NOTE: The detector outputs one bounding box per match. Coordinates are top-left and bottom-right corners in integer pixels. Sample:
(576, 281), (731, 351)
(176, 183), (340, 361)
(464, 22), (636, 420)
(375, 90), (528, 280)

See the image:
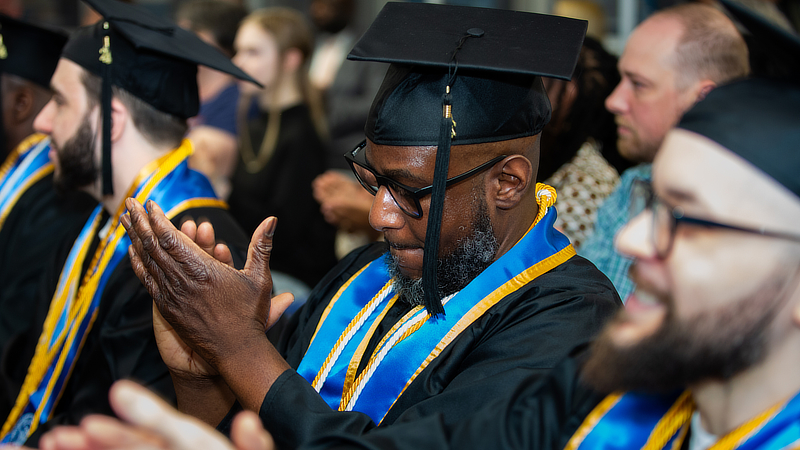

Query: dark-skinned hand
(120, 198), (293, 375)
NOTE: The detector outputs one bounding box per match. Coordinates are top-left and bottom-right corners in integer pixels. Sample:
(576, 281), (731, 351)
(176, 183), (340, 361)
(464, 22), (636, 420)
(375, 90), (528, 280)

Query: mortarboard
(0, 15), (67, 88)
(62, 0), (260, 196)
(677, 0), (800, 201)
(348, 2), (586, 316)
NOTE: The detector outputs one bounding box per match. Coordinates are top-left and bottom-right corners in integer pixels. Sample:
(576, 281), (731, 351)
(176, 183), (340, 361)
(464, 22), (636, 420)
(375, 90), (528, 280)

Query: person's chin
(608, 289), (667, 348)
(388, 247), (423, 278)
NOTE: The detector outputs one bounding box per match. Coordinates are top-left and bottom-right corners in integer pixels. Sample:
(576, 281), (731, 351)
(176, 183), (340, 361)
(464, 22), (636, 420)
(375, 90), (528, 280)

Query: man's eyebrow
(50, 84), (64, 97)
(661, 186), (701, 206)
(381, 167), (429, 186)
(365, 151), (430, 186)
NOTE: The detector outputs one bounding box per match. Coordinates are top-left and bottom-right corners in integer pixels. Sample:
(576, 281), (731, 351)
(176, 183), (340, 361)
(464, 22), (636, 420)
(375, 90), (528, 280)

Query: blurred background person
(308, 0), (386, 171)
(176, 0), (248, 199)
(228, 7), (337, 291)
(540, 36), (629, 249)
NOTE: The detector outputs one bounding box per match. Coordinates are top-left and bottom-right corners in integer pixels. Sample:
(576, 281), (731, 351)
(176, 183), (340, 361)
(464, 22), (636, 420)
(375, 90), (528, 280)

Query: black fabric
(721, 0), (800, 84)
(677, 78), (800, 200)
(0, 173), (96, 350)
(0, 205), (249, 447)
(61, 0), (257, 119)
(0, 173), (97, 413)
(350, 2), (586, 147)
(227, 104), (337, 289)
(0, 14), (67, 89)
(250, 242), (620, 450)
(301, 347), (603, 450)
(348, 3), (586, 80)
(365, 65), (551, 147)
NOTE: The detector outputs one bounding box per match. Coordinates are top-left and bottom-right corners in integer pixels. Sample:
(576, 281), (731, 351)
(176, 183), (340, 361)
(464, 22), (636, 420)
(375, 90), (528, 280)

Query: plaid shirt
(579, 164), (652, 303)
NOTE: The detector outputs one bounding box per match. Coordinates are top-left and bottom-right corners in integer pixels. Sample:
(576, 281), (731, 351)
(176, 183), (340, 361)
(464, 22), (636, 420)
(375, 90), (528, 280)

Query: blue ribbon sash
(298, 205), (575, 424)
(0, 134), (52, 231)
(566, 389), (800, 450)
(1, 140), (224, 444)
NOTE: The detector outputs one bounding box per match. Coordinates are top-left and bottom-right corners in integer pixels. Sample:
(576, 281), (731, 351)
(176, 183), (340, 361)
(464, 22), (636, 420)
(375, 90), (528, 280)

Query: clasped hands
(119, 198), (292, 376)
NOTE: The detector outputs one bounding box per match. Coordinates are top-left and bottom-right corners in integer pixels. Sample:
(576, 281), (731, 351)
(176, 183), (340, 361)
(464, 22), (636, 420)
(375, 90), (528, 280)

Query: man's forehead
(654, 129), (798, 220)
(621, 16), (681, 76)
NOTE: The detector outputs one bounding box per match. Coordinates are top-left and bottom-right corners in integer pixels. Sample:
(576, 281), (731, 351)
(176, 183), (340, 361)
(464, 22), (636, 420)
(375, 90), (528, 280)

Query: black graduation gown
(231, 242), (620, 450)
(0, 205), (249, 447)
(0, 174), (97, 346)
(301, 348), (603, 450)
(227, 104), (337, 289)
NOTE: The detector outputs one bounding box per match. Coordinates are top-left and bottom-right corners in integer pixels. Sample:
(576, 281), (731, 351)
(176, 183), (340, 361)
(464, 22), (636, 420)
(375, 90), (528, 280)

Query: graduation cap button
(467, 28), (484, 37)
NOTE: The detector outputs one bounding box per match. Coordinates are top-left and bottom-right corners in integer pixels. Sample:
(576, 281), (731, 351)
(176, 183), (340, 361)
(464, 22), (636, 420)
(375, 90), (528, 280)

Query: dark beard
(53, 114), (98, 194)
(385, 200), (499, 307)
(580, 265), (794, 394)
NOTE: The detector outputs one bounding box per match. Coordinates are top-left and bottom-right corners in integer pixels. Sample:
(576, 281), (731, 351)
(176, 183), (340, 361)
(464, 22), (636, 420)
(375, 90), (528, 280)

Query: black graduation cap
(720, 0), (800, 83)
(678, 1), (800, 201)
(0, 14), (67, 88)
(62, 0), (260, 196)
(348, 2), (586, 316)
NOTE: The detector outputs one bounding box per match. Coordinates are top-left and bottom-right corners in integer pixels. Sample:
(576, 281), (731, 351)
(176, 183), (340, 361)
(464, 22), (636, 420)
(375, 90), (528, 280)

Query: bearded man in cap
(0, 15), (97, 349)
(118, 3), (619, 449)
(0, 0), (259, 445)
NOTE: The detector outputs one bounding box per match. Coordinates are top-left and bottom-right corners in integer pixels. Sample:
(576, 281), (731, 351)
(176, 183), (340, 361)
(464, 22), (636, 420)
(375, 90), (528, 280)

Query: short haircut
(175, 0), (247, 57)
(658, 3), (750, 89)
(81, 69), (188, 150)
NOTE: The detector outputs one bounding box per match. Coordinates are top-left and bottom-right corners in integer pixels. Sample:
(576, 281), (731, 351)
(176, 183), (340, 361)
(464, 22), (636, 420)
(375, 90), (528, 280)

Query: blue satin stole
(0, 135), (52, 230)
(1, 146), (221, 445)
(297, 207), (574, 424)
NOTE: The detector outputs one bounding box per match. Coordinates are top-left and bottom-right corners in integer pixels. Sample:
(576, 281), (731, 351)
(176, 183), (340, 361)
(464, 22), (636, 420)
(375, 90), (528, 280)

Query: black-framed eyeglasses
(345, 140), (507, 219)
(631, 179), (800, 259)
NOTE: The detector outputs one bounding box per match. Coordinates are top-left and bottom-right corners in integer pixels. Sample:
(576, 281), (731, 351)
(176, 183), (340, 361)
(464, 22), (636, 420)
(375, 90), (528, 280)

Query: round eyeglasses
(345, 140), (507, 219)
(631, 179), (800, 258)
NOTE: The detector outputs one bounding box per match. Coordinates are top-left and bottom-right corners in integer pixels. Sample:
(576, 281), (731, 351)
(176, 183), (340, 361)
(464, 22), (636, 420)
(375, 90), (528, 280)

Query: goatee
(386, 200), (499, 307)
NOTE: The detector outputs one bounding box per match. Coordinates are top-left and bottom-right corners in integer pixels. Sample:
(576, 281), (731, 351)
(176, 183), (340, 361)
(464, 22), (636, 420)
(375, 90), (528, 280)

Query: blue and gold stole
(565, 389), (800, 450)
(297, 184), (576, 424)
(0, 134), (52, 232)
(0, 139), (225, 444)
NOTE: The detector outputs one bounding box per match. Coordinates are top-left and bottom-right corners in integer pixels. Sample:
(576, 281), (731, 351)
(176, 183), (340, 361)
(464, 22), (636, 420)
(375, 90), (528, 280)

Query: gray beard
(385, 200), (499, 307)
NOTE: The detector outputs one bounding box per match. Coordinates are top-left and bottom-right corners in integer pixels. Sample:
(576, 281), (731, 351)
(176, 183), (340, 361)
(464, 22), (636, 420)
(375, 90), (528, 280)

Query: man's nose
(605, 80), (629, 116)
(33, 99), (56, 135)
(615, 210), (658, 261)
(368, 186), (405, 232)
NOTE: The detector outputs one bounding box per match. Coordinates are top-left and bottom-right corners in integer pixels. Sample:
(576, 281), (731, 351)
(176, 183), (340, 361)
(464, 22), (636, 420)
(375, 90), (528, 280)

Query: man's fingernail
(265, 217), (277, 237)
(120, 214), (131, 230)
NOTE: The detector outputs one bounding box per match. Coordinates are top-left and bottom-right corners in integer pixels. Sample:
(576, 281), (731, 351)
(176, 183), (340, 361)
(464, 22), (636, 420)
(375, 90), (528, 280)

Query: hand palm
(153, 304), (218, 378)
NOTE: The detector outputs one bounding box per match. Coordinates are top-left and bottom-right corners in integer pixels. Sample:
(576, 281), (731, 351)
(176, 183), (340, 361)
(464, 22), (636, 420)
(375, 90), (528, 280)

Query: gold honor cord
(1, 142), (195, 441)
(0, 166), (53, 232)
(567, 391), (792, 450)
(308, 264), (372, 347)
(0, 135), (51, 231)
(311, 281), (395, 391)
(344, 184), (568, 421)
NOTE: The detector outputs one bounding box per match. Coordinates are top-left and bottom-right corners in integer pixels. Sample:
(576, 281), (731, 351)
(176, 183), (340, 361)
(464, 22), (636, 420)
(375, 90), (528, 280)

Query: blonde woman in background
(228, 8), (337, 290)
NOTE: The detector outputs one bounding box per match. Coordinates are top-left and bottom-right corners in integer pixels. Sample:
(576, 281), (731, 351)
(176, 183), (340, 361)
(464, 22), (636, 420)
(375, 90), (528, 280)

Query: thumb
(244, 217), (277, 281)
(231, 411), (275, 450)
(266, 293), (294, 330)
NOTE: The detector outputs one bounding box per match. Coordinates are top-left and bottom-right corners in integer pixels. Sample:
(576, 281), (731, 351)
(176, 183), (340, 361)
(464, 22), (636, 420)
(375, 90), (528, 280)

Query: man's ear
(695, 80), (716, 102)
(109, 97), (128, 142)
(10, 85), (35, 124)
(490, 155), (532, 210)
